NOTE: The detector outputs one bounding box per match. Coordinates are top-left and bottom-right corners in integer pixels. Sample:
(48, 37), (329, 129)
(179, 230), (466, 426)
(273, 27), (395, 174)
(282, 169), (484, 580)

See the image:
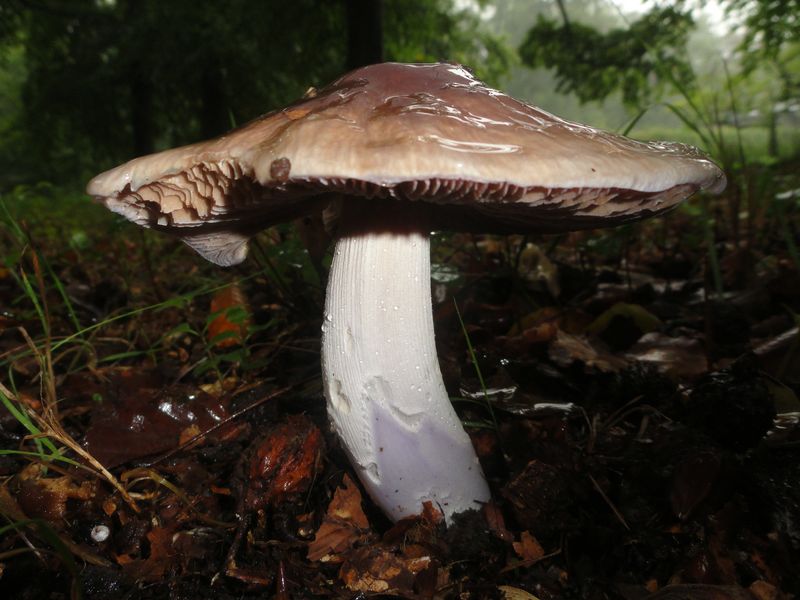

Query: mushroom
(87, 62), (725, 523)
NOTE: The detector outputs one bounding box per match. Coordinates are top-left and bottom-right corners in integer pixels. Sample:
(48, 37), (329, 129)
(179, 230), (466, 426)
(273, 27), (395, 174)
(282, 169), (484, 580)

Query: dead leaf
(339, 545), (431, 594)
(120, 526), (177, 582)
(483, 502), (514, 543)
(84, 376), (232, 468)
(549, 330), (627, 372)
(308, 475), (371, 562)
(626, 332), (708, 379)
(16, 464), (96, 521)
(749, 580), (781, 600)
(512, 531), (545, 562)
(508, 306), (561, 341)
(499, 586), (542, 600)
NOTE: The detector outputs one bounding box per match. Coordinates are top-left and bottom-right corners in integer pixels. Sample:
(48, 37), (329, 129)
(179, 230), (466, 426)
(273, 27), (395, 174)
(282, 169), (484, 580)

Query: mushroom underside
(100, 173), (695, 266)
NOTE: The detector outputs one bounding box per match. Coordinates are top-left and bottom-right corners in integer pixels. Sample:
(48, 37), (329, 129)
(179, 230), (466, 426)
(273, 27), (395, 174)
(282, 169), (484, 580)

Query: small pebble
(91, 524), (110, 543)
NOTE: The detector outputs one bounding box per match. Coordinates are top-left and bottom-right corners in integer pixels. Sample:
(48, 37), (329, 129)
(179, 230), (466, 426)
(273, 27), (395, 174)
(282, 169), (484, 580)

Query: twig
(143, 380), (310, 468)
(499, 548), (562, 573)
(588, 473), (629, 531)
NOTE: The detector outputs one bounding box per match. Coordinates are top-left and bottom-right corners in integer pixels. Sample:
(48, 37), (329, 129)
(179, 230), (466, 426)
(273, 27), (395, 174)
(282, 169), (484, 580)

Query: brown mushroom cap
(87, 62), (725, 266)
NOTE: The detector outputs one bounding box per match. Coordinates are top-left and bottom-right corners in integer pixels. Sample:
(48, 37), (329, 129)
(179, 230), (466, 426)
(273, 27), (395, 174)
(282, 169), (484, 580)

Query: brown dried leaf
(483, 502), (514, 543)
(512, 531), (545, 562)
(16, 464), (96, 521)
(499, 586), (542, 600)
(120, 526), (177, 582)
(749, 580), (782, 600)
(382, 500), (444, 545)
(84, 377), (231, 468)
(339, 545), (431, 594)
(549, 330), (627, 372)
(626, 332), (708, 379)
(307, 474), (370, 562)
(508, 306), (561, 340)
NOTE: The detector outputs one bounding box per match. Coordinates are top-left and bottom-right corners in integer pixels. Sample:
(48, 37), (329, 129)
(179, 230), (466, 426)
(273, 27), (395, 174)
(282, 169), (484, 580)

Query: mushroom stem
(321, 207), (490, 522)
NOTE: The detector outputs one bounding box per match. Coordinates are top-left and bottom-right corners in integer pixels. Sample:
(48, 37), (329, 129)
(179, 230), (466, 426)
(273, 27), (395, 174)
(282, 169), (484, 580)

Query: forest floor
(1, 167), (799, 599)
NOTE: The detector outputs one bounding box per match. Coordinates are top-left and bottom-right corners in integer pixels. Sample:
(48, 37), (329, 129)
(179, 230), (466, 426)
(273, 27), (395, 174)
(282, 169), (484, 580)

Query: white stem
(321, 215), (490, 523)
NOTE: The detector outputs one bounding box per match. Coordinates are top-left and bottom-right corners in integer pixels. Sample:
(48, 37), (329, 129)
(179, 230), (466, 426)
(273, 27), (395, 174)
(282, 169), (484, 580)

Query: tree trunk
(129, 62), (154, 156)
(200, 63), (228, 139)
(346, 0), (383, 69)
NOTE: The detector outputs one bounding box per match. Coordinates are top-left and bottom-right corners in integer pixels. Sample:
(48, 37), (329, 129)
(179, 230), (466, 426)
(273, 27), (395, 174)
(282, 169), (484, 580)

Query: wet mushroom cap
(87, 62), (725, 265)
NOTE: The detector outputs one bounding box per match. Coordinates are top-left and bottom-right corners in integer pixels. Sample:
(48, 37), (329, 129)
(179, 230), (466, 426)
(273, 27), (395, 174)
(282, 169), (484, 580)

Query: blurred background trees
(0, 0), (797, 190)
(0, 0), (512, 187)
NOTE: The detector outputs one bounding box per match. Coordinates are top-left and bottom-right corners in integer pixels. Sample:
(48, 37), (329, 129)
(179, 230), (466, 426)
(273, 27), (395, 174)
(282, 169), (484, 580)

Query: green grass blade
(0, 449), (81, 467)
(453, 300), (498, 431)
(0, 386), (62, 457)
(43, 256), (83, 334)
(664, 102), (714, 150)
(619, 106), (650, 136)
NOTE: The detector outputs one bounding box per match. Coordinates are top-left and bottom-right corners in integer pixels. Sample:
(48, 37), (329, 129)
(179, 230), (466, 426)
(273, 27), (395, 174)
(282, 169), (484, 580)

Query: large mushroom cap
(88, 62), (725, 266)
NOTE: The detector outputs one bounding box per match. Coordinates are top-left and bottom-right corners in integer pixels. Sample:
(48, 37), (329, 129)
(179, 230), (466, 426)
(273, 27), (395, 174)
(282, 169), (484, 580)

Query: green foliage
(0, 0), (511, 189)
(728, 0), (800, 63)
(723, 0), (800, 151)
(0, 42), (29, 188)
(632, 123), (800, 165)
(0, 386), (75, 465)
(518, 6), (695, 107)
(9, 0), (348, 184)
(1, 183), (118, 249)
(384, 0), (513, 85)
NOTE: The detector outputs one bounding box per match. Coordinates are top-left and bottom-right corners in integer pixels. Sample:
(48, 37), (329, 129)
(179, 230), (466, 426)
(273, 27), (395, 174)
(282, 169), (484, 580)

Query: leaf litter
(0, 204), (799, 599)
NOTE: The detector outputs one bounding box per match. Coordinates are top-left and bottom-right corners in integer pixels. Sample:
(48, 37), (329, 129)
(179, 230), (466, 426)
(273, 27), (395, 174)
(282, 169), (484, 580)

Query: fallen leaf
(549, 330), (627, 372)
(499, 586), (542, 600)
(16, 464), (96, 521)
(483, 502), (514, 543)
(512, 531), (545, 562)
(749, 580), (780, 600)
(508, 306), (561, 341)
(120, 526), (177, 582)
(339, 545), (430, 594)
(308, 475), (371, 562)
(626, 332), (708, 379)
(84, 375), (232, 468)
